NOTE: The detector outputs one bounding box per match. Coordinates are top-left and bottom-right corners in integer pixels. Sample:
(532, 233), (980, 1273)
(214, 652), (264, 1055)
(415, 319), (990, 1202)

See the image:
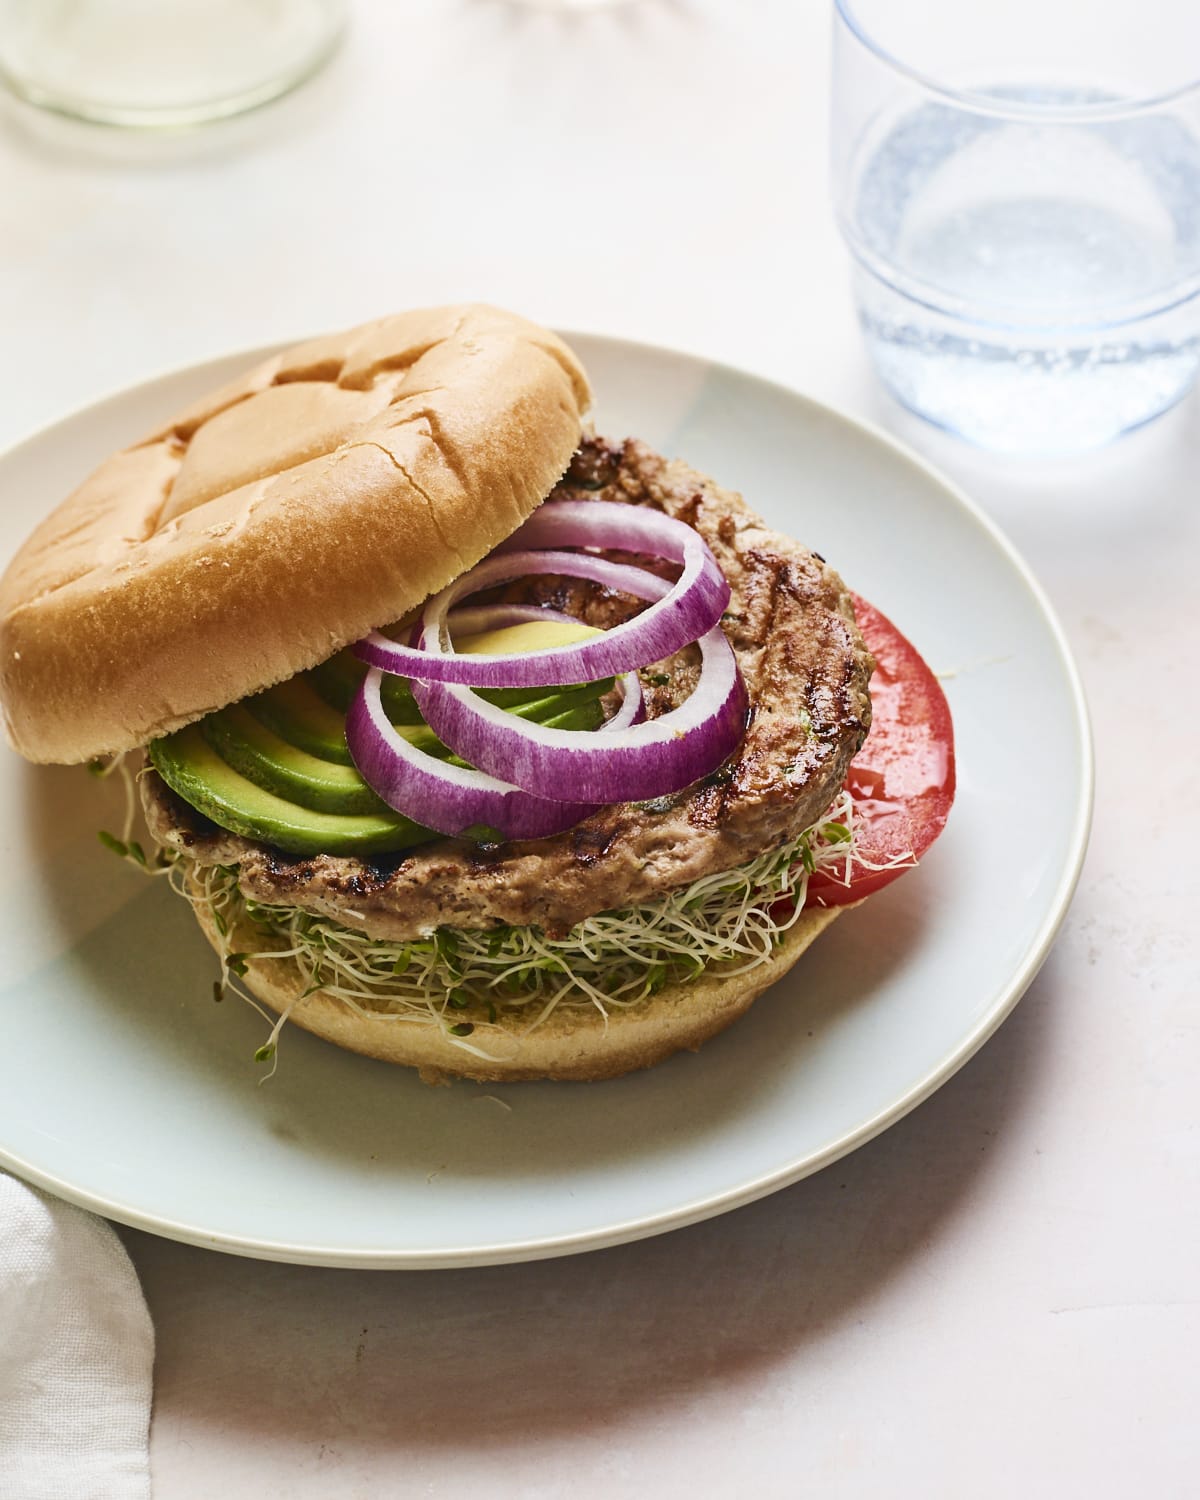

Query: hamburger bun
(188, 868), (843, 1083)
(0, 305), (590, 765)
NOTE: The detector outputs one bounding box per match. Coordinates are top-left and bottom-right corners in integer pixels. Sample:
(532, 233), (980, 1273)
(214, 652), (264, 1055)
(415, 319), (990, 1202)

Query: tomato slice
(803, 594), (955, 909)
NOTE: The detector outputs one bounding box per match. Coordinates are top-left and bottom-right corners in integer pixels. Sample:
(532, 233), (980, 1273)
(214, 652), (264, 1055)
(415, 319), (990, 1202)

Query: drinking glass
(831, 0), (1200, 451)
(0, 0), (346, 128)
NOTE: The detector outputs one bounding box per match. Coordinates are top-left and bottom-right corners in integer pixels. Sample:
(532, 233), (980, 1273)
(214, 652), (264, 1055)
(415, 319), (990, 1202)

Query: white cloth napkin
(0, 1174), (153, 1500)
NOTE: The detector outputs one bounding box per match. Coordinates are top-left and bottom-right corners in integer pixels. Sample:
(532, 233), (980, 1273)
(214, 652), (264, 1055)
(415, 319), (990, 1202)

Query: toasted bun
(0, 305), (590, 765)
(188, 875), (841, 1083)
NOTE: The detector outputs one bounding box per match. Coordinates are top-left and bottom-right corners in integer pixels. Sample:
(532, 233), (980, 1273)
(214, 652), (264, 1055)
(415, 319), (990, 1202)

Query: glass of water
(0, 0), (346, 129)
(832, 0), (1200, 452)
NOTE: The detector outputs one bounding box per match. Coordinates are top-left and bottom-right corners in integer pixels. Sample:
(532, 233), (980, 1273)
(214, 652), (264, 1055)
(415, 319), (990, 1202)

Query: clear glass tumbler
(0, 0), (346, 128)
(831, 0), (1200, 452)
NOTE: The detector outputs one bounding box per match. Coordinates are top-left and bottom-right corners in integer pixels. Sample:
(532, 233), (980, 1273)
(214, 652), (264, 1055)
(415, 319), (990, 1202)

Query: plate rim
(0, 330), (1094, 1269)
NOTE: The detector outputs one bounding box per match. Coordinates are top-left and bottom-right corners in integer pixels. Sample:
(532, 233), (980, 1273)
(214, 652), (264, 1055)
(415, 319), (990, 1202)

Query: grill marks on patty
(141, 437), (874, 940)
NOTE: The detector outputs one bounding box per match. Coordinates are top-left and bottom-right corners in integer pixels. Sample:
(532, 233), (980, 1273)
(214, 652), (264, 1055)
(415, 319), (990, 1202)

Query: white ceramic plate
(0, 335), (1092, 1268)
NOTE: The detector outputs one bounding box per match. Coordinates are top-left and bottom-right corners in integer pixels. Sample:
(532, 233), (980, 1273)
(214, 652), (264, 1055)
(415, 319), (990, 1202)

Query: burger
(0, 305), (955, 1083)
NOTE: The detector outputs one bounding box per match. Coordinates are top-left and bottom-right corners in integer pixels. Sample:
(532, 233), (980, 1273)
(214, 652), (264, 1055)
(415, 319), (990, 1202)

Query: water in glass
(845, 88), (1200, 450)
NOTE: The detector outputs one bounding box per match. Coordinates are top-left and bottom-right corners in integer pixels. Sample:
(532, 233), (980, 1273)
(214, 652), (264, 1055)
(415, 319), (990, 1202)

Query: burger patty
(141, 437), (874, 940)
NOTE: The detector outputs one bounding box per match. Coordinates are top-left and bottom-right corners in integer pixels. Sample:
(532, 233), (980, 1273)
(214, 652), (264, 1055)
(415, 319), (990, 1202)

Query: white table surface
(2, 3), (1197, 1495)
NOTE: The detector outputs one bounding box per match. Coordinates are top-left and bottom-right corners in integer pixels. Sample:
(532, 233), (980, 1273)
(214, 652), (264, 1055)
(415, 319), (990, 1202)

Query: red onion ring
(353, 501), (729, 687)
(499, 498), (704, 562)
(347, 669), (599, 840)
(346, 607), (644, 841)
(346, 502), (749, 837)
(411, 573), (749, 804)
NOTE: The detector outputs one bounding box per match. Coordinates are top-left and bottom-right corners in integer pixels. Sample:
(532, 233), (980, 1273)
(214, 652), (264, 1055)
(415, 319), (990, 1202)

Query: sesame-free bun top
(0, 304), (591, 764)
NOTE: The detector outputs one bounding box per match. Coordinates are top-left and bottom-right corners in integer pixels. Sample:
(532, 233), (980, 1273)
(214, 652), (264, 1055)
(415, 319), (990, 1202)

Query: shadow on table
(862, 376), (1200, 559)
(126, 943), (1056, 1453)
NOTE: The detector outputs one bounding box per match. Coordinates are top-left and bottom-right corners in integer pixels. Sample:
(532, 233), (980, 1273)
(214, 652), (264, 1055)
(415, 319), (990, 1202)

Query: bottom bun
(189, 876), (842, 1083)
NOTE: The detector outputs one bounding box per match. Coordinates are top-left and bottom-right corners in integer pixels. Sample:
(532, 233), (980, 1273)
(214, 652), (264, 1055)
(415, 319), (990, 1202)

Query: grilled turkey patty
(141, 437), (874, 940)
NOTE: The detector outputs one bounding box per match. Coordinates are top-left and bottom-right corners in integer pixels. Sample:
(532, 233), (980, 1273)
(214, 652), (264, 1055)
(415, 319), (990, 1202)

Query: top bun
(0, 305), (591, 764)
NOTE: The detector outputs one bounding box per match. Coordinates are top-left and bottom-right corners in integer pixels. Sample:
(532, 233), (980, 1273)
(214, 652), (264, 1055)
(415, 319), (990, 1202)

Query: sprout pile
(97, 758), (909, 1069)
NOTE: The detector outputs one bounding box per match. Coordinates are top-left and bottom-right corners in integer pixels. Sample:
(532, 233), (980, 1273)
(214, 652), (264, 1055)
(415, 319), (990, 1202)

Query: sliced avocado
(247, 673), (465, 765)
(309, 649), (424, 723)
(307, 648), (371, 713)
(245, 676), (355, 764)
(513, 679), (615, 719)
(456, 620), (601, 655)
(201, 706), (391, 816)
(149, 726), (432, 857)
(540, 698), (605, 733)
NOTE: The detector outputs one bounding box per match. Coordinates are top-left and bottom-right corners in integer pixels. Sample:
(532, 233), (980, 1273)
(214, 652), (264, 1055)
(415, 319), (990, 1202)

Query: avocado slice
(201, 706), (392, 816)
(245, 676), (356, 764)
(536, 699), (605, 735)
(308, 649), (425, 723)
(209, 692), (604, 817)
(149, 726), (432, 857)
(457, 620), (601, 656)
